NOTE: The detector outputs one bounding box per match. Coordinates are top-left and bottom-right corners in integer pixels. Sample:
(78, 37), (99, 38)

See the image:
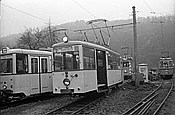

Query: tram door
(30, 56), (52, 95)
(30, 56), (40, 94)
(96, 50), (107, 88)
(40, 57), (52, 93)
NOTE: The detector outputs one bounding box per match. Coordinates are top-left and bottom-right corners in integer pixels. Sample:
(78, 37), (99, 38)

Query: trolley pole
(132, 6), (139, 86)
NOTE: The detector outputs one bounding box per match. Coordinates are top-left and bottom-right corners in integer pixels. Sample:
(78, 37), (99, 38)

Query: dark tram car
(121, 57), (133, 80)
(159, 57), (174, 79)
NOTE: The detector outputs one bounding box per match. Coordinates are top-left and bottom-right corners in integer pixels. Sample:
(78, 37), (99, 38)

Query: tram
(159, 57), (174, 79)
(121, 57), (133, 80)
(159, 51), (174, 79)
(52, 37), (122, 94)
(0, 47), (53, 101)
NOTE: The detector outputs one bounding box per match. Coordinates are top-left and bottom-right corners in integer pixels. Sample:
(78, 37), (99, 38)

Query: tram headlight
(63, 78), (70, 86)
(63, 36), (68, 43)
(3, 84), (7, 89)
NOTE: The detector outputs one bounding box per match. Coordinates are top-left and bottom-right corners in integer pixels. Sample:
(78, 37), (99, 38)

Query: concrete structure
(139, 63), (149, 82)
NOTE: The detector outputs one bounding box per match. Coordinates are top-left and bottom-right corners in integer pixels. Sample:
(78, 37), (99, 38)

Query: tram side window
(0, 58), (13, 73)
(83, 47), (95, 69)
(108, 53), (118, 69)
(16, 54), (28, 74)
(31, 58), (38, 73)
(41, 58), (47, 73)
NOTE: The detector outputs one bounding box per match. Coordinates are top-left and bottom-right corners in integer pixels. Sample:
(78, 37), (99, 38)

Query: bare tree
(17, 24), (62, 50)
(17, 28), (34, 49)
(17, 27), (49, 50)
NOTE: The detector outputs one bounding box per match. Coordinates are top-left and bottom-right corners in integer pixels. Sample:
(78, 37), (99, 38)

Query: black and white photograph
(0, 0), (175, 115)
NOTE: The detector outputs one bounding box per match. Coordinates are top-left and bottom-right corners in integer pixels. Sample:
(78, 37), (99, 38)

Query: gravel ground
(0, 95), (79, 115)
(0, 81), (159, 115)
(82, 82), (158, 115)
(158, 76), (175, 115)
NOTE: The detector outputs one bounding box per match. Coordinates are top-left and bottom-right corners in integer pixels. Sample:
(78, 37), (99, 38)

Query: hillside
(57, 16), (175, 68)
(0, 34), (21, 49)
(0, 16), (175, 68)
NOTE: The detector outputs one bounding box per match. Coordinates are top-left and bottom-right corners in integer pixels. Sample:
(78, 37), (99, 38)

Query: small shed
(139, 63), (149, 82)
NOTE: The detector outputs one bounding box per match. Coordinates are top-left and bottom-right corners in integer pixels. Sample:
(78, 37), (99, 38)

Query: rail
(122, 79), (173, 115)
(122, 80), (163, 115)
(44, 93), (105, 115)
(153, 79), (174, 115)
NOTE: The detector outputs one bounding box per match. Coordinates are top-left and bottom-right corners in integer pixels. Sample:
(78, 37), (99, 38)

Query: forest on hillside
(0, 15), (175, 68)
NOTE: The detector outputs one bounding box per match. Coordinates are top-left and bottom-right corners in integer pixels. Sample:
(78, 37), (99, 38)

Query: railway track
(44, 93), (105, 115)
(122, 79), (174, 115)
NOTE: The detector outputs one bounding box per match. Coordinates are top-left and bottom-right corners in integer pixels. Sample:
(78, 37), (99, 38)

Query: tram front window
(54, 51), (80, 71)
(0, 58), (13, 74)
(159, 60), (172, 68)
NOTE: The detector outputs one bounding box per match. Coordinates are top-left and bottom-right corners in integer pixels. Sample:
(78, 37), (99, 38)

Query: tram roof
(52, 41), (120, 55)
(160, 57), (172, 60)
(0, 48), (52, 56)
(139, 63), (148, 66)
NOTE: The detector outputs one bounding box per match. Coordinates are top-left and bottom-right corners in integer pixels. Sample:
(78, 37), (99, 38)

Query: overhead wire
(71, 0), (112, 41)
(71, 0), (137, 48)
(142, 0), (171, 17)
(1, 3), (73, 31)
(71, 0), (97, 18)
(1, 3), (49, 23)
(142, 0), (154, 12)
(2, 1), (134, 44)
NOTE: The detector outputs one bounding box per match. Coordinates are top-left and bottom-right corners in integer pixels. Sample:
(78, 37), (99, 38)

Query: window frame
(108, 52), (120, 70)
(31, 57), (39, 74)
(83, 46), (95, 70)
(16, 53), (28, 74)
(0, 56), (13, 74)
(54, 51), (80, 71)
(41, 58), (48, 73)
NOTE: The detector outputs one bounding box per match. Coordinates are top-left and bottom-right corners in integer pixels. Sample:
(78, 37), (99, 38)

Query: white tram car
(0, 47), (53, 101)
(52, 40), (122, 94)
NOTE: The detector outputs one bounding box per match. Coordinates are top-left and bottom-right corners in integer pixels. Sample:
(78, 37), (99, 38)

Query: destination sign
(1, 54), (13, 59)
(54, 46), (79, 53)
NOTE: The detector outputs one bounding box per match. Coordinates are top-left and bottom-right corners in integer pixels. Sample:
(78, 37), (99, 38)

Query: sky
(0, 0), (174, 37)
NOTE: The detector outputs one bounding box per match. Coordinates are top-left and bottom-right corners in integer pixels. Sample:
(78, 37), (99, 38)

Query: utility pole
(0, 0), (1, 85)
(0, 0), (1, 39)
(48, 18), (53, 47)
(160, 21), (164, 50)
(132, 6), (139, 86)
